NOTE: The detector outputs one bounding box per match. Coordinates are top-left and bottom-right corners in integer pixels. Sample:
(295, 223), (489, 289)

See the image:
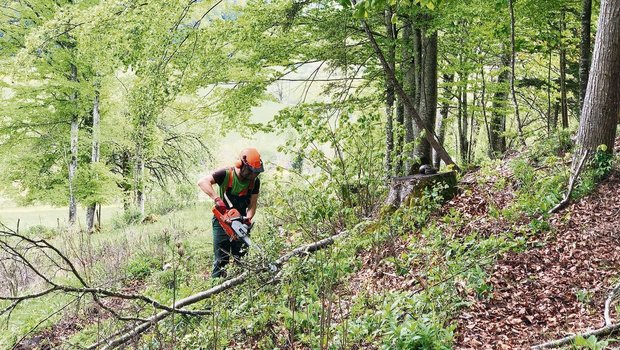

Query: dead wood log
(89, 232), (346, 350)
(605, 282), (620, 325)
(531, 322), (620, 349)
(384, 171), (457, 209)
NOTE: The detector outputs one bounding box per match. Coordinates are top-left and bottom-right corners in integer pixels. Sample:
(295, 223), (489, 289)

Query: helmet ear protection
(235, 148), (264, 173)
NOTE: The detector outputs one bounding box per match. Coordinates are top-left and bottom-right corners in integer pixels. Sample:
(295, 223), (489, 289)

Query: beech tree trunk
(402, 18), (415, 175)
(86, 89), (100, 233)
(490, 55), (509, 157)
(559, 10), (569, 129)
(576, 0), (620, 153)
(384, 7), (396, 180)
(415, 29), (437, 168)
(355, 2), (460, 171)
(434, 73), (453, 169)
(68, 63), (78, 228)
(579, 0), (592, 112)
(457, 63), (469, 165)
(509, 0), (525, 143)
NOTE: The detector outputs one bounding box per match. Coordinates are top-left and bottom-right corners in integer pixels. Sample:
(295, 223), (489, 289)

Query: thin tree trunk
(68, 63), (78, 228)
(434, 73), (453, 169)
(458, 64), (469, 165)
(576, 0), (620, 153)
(86, 89), (100, 234)
(547, 36), (553, 137)
(135, 116), (147, 217)
(355, 6), (460, 171)
(509, 0), (525, 144)
(402, 17), (415, 175)
(490, 55), (509, 157)
(394, 100), (405, 176)
(480, 60), (492, 155)
(415, 29), (437, 167)
(579, 0), (592, 112)
(560, 10), (569, 129)
(384, 7), (396, 181)
(121, 152), (132, 211)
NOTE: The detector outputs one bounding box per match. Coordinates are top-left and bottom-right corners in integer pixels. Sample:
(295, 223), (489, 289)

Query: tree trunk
(559, 10), (569, 129)
(384, 7), (396, 181)
(135, 115), (147, 217)
(402, 17), (415, 175)
(458, 64), (469, 165)
(356, 5), (460, 171)
(121, 151), (132, 211)
(415, 29), (437, 168)
(434, 73), (453, 169)
(509, 0), (525, 143)
(490, 55), (509, 157)
(86, 89), (100, 234)
(394, 100), (405, 176)
(576, 0), (620, 154)
(68, 63), (78, 228)
(579, 0), (593, 112)
(547, 38), (553, 137)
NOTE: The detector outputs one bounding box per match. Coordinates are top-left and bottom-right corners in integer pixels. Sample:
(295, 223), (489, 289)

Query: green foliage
(573, 335), (609, 350)
(508, 157), (566, 217)
(111, 208), (143, 229)
(592, 144), (614, 180)
(341, 292), (454, 349)
(75, 162), (121, 206)
(146, 183), (197, 216)
(124, 253), (160, 280)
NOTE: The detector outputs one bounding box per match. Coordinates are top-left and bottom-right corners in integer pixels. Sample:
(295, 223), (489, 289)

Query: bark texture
(576, 0), (620, 152)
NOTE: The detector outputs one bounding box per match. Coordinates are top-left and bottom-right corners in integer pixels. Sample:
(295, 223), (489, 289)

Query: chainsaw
(212, 207), (277, 272)
(212, 207), (253, 247)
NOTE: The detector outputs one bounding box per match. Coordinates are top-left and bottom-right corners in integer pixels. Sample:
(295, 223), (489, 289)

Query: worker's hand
(243, 217), (252, 226)
(214, 197), (227, 214)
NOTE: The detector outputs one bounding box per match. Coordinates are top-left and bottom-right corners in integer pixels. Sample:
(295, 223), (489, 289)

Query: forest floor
(454, 169), (620, 349)
(344, 162), (620, 348)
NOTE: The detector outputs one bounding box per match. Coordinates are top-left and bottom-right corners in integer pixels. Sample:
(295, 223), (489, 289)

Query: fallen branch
(533, 281), (620, 349)
(89, 231), (347, 349)
(531, 322), (620, 349)
(605, 282), (620, 326)
(549, 150), (590, 214)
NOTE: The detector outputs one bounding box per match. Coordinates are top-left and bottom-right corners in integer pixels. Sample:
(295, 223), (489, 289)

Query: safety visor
(244, 160), (264, 173)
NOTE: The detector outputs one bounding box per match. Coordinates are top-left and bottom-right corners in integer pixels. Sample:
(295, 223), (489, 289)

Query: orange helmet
(236, 148), (264, 173)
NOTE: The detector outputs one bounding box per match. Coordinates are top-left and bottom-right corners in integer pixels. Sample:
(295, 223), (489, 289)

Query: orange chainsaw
(212, 207), (253, 247)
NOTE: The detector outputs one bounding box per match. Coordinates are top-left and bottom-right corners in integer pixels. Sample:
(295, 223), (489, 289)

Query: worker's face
(240, 164), (259, 181)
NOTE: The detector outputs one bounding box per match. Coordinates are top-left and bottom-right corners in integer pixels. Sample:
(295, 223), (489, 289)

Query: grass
(0, 202), (123, 232)
(0, 202), (218, 348)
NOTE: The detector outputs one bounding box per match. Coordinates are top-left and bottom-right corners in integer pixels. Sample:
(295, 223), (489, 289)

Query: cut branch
(605, 282), (620, 325)
(549, 150), (589, 214)
(88, 231), (346, 349)
(531, 322), (620, 349)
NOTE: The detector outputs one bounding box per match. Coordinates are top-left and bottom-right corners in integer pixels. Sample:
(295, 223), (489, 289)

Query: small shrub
(111, 208), (142, 229)
(124, 254), (160, 280)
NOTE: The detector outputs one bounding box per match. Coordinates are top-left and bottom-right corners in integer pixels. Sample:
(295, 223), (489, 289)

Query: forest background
(0, 0), (619, 348)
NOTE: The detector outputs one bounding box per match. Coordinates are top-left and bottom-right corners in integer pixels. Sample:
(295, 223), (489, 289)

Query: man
(197, 148), (264, 278)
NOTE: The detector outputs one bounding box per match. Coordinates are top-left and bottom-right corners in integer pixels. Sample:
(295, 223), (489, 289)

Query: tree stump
(384, 171), (458, 209)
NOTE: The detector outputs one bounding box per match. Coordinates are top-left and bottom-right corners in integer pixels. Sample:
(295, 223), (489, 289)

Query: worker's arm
(197, 174), (218, 200)
(245, 193), (259, 221)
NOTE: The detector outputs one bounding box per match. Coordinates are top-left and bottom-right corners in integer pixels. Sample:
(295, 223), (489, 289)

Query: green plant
(593, 144), (614, 180)
(124, 254), (160, 280)
(111, 208), (143, 229)
(573, 335), (609, 350)
(575, 289), (592, 304)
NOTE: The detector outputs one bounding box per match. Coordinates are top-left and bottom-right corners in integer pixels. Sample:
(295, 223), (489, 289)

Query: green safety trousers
(211, 216), (248, 278)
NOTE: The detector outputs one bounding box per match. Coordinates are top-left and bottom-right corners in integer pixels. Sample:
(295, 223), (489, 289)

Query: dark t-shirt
(212, 168), (260, 195)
